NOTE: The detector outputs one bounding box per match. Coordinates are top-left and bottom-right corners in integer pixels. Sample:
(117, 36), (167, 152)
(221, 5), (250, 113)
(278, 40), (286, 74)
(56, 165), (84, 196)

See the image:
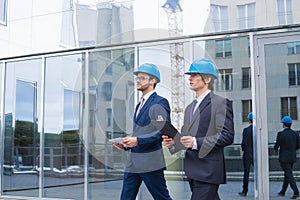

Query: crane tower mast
(162, 0), (185, 130)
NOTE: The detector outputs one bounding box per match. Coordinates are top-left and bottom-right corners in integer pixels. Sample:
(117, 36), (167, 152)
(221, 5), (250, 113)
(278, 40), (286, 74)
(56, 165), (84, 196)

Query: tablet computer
(151, 120), (178, 138)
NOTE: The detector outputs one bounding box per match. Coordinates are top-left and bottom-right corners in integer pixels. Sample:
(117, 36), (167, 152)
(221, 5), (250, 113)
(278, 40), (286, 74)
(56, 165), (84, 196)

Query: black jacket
(274, 128), (300, 163)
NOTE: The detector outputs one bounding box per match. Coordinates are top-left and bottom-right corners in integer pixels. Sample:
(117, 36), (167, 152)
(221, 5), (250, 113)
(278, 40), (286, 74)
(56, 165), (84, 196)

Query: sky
(79, 0), (210, 35)
(133, 0), (210, 35)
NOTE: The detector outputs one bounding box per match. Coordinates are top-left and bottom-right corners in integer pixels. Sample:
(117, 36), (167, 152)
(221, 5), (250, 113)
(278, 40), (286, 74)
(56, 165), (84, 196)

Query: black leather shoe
(278, 192), (285, 196)
(238, 192), (247, 197)
(291, 194), (300, 199)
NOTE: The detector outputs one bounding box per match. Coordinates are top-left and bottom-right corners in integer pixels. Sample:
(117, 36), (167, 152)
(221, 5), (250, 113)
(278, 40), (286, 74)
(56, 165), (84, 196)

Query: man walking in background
(274, 116), (300, 199)
(239, 112), (254, 197)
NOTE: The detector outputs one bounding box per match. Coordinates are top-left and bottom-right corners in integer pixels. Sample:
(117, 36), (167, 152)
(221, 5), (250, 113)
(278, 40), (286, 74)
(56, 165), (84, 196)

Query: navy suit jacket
(172, 92), (234, 184)
(241, 124), (253, 160)
(274, 128), (300, 163)
(125, 92), (171, 173)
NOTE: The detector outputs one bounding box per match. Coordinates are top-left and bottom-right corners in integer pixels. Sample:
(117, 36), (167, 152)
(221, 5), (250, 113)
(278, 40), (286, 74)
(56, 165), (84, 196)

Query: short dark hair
(201, 74), (215, 91)
(283, 122), (292, 128)
(149, 75), (158, 88)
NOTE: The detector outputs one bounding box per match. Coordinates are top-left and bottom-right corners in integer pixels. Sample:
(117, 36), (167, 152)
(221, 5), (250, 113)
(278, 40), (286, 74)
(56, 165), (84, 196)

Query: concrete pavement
(0, 171), (299, 199)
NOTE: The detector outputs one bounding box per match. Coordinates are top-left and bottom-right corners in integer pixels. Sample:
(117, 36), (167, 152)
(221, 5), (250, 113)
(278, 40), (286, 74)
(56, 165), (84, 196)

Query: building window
(287, 42), (300, 54)
(277, 0), (292, 25)
(102, 82), (112, 101)
(211, 4), (228, 32)
(105, 63), (113, 75)
(0, 0), (7, 25)
(63, 89), (80, 131)
(237, 3), (255, 29)
(281, 97), (297, 120)
(288, 63), (300, 86)
(217, 69), (233, 91)
(106, 108), (112, 127)
(242, 67), (251, 89)
(242, 100), (252, 122)
(216, 39), (232, 58)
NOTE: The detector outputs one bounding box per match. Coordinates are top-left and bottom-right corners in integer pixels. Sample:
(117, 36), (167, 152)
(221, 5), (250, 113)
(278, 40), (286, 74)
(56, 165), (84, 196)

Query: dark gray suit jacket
(172, 92), (234, 184)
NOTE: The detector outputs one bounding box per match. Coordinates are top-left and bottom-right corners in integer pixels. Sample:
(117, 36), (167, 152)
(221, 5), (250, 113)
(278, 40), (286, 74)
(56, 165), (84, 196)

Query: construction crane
(162, 0), (185, 130)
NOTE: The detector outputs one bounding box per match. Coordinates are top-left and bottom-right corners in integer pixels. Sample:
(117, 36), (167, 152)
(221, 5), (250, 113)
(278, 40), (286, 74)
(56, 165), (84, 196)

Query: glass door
(254, 31), (300, 199)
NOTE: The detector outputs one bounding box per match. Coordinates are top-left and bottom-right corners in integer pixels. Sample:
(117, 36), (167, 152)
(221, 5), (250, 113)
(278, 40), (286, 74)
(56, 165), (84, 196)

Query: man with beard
(113, 63), (172, 200)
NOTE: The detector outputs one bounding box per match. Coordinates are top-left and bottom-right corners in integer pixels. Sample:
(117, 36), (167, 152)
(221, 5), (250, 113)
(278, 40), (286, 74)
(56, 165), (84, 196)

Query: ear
(204, 76), (212, 84)
(149, 78), (156, 86)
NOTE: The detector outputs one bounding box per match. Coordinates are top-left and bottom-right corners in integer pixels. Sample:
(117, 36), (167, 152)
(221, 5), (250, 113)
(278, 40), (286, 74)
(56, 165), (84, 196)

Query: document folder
(151, 120), (178, 138)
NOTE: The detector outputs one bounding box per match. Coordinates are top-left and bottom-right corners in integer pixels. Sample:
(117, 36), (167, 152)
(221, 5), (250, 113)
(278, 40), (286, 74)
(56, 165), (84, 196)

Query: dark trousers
(242, 156), (253, 193)
(120, 170), (172, 200)
(279, 162), (299, 195)
(188, 178), (220, 200)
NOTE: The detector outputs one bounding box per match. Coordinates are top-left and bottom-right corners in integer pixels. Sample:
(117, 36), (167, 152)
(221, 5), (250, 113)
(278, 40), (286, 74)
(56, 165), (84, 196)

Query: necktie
(190, 99), (197, 122)
(136, 98), (144, 117)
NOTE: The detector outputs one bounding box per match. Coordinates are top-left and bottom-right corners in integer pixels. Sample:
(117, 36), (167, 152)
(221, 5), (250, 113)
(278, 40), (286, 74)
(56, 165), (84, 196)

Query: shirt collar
(141, 90), (155, 103)
(195, 90), (211, 103)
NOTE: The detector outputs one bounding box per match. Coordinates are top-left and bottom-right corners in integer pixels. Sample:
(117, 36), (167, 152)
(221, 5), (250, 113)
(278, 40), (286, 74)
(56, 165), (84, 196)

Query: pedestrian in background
(274, 116), (300, 199)
(239, 112), (254, 197)
(163, 58), (235, 200)
(113, 63), (172, 200)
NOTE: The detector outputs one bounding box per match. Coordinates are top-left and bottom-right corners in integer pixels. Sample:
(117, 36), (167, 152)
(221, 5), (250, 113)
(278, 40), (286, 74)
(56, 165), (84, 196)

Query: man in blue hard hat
(274, 116), (300, 199)
(239, 112), (254, 197)
(113, 63), (172, 200)
(163, 58), (235, 200)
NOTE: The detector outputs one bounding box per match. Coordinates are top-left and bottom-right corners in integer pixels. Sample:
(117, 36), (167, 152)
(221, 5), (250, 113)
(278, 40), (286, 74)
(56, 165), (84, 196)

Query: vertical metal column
(39, 56), (46, 198)
(250, 32), (270, 200)
(0, 61), (6, 194)
(84, 52), (90, 200)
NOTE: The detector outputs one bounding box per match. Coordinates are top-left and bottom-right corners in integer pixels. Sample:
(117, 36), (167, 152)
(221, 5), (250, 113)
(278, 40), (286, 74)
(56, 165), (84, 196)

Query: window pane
(281, 97), (288, 117)
(286, 0), (293, 24)
(211, 5), (220, 32)
(63, 89), (80, 131)
(220, 6), (228, 31)
(224, 39), (232, 57)
(0, 0), (7, 24)
(288, 64), (296, 85)
(106, 108), (112, 127)
(296, 42), (300, 54)
(242, 68), (251, 88)
(3, 59), (42, 197)
(218, 69), (233, 91)
(287, 42), (295, 54)
(290, 97), (297, 120)
(242, 100), (252, 122)
(102, 82), (112, 101)
(297, 63), (300, 85)
(216, 40), (223, 57)
(247, 3), (255, 28)
(238, 5), (245, 29)
(277, 0), (285, 25)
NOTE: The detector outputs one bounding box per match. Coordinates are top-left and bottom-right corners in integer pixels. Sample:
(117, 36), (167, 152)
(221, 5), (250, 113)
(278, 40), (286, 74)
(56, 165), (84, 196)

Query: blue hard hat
(248, 112), (253, 121)
(185, 59), (218, 78)
(281, 116), (292, 124)
(134, 63), (160, 83)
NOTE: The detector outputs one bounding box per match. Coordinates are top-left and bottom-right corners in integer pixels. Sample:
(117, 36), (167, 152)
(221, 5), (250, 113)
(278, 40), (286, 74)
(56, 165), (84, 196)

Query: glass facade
(0, 0), (300, 200)
(0, 30), (299, 200)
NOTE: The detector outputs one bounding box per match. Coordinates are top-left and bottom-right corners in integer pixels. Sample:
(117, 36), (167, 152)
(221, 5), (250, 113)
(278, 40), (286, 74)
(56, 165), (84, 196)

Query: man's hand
(162, 135), (174, 148)
(123, 136), (138, 148)
(180, 136), (194, 149)
(113, 142), (124, 150)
